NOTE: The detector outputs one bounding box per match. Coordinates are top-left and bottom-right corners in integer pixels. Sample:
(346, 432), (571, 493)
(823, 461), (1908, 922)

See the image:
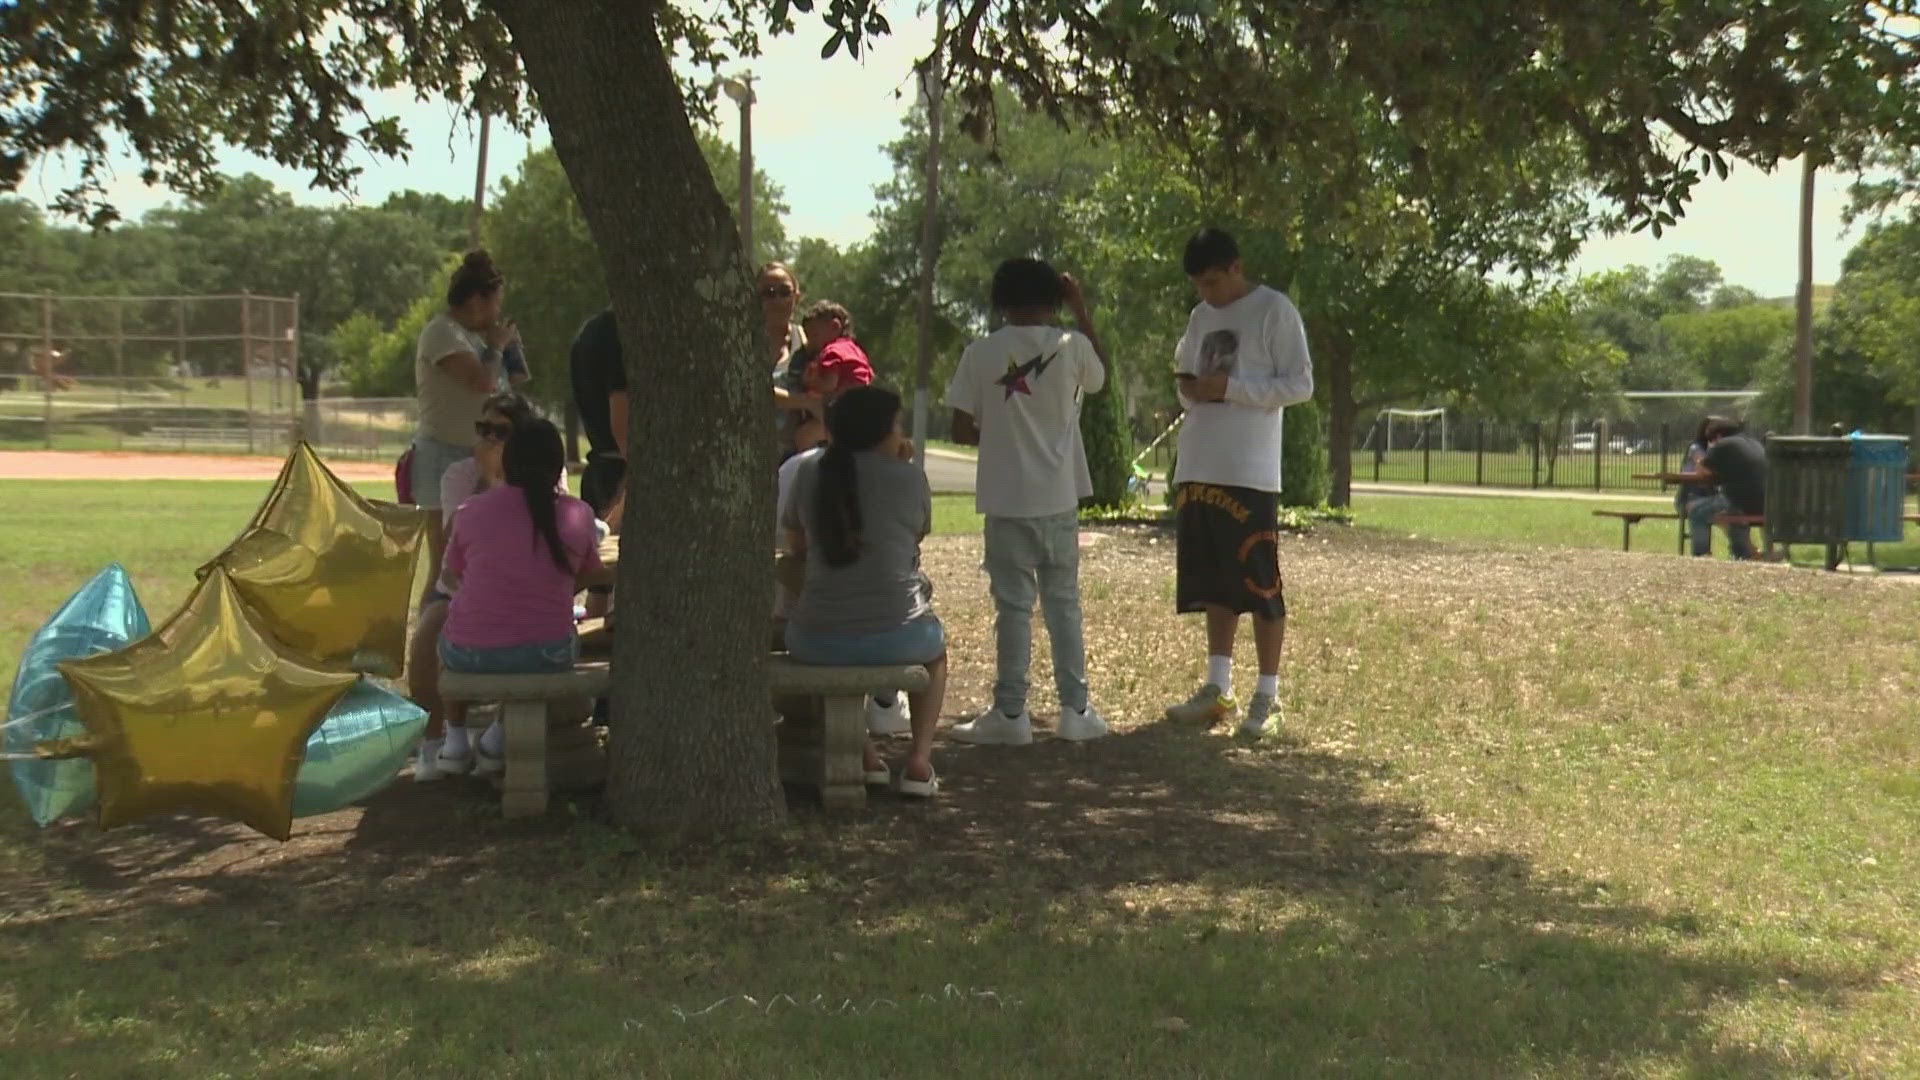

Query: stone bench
(440, 655), (929, 816)
(769, 655), (929, 809)
(437, 661), (611, 818)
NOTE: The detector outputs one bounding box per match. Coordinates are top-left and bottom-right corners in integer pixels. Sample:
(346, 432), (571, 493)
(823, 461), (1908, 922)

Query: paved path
(0, 450), (393, 481)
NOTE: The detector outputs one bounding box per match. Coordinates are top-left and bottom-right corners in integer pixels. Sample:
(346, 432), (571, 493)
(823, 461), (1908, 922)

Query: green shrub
(1281, 396), (1330, 507)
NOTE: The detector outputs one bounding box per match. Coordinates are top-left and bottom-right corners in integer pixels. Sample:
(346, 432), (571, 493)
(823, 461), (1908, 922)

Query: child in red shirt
(794, 300), (872, 452)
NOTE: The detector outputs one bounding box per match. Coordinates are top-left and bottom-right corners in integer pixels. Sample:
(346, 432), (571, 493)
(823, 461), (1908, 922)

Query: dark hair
(448, 250), (505, 307)
(991, 257), (1065, 311)
(1694, 415), (1729, 446)
(482, 391), (536, 429)
(503, 417), (571, 572)
(1182, 228), (1240, 276)
(760, 261), (800, 291)
(814, 386), (902, 569)
(1704, 418), (1744, 443)
(801, 299), (852, 335)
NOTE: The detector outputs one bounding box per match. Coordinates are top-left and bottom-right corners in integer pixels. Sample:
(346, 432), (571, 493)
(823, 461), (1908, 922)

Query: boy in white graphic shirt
(945, 258), (1110, 744)
(1161, 228), (1314, 737)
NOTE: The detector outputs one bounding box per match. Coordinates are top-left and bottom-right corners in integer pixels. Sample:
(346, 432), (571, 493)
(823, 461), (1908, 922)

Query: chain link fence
(0, 291), (301, 453)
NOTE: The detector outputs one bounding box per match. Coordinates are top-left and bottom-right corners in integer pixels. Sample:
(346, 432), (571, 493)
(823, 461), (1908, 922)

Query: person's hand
(893, 436), (916, 462)
(485, 318), (517, 351)
(1180, 372), (1230, 402)
(1061, 273), (1091, 320)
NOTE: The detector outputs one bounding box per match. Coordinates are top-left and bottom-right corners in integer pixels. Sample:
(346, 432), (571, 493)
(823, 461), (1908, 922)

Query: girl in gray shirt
(781, 386), (948, 797)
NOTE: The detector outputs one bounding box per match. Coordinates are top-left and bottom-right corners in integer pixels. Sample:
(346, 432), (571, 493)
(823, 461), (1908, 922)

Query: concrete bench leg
(501, 699), (550, 818)
(821, 692), (867, 809)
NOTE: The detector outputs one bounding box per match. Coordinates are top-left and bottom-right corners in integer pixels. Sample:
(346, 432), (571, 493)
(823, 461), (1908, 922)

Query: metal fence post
(1531, 421), (1542, 489)
(1423, 417), (1433, 483)
(1373, 430), (1383, 482)
(40, 291), (53, 448)
(1593, 420), (1603, 491)
(242, 290), (255, 454)
(113, 300), (125, 450)
(1476, 421), (1485, 486)
(1659, 422), (1670, 481)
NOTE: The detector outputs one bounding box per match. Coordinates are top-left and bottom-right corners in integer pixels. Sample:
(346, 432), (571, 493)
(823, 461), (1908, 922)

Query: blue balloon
(290, 678), (427, 818)
(5, 563), (151, 826)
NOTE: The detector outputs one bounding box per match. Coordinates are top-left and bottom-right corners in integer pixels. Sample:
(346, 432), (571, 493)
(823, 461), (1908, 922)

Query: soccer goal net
(1361, 407), (1449, 458)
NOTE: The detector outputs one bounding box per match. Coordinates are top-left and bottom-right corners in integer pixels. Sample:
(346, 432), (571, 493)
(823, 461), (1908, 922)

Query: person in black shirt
(568, 309), (627, 517)
(1687, 418), (1766, 560)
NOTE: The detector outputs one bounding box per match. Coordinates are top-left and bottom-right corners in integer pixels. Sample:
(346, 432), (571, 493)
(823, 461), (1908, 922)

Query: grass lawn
(3, 479), (1919, 1076)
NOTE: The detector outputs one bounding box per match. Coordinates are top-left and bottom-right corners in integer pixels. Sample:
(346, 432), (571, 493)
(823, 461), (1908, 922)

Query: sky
(10, 4), (1875, 298)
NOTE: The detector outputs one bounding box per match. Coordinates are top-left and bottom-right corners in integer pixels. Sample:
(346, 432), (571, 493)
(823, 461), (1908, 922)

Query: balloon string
(1, 704), (75, 732)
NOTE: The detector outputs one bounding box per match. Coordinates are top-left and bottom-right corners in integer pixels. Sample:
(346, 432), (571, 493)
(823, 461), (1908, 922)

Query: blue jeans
(786, 616), (945, 666)
(439, 635), (578, 674)
(983, 512), (1088, 714)
(410, 436), (473, 511)
(1688, 493), (1754, 560)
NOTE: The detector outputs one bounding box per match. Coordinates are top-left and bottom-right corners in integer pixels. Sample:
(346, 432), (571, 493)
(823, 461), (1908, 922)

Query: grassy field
(3, 480), (1919, 1076)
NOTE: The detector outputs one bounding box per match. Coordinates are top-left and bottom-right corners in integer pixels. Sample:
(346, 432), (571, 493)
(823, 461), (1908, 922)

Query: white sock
(441, 726), (470, 756)
(1255, 674), (1279, 698)
(479, 720), (504, 757)
(1207, 655), (1233, 697)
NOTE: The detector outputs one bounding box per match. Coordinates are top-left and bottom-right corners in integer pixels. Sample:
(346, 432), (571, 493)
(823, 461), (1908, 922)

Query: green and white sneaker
(1238, 693), (1277, 738)
(1165, 684), (1236, 727)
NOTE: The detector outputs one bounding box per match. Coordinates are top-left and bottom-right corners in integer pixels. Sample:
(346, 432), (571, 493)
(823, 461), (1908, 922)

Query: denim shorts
(410, 436), (473, 511)
(439, 635), (578, 674)
(785, 616), (945, 666)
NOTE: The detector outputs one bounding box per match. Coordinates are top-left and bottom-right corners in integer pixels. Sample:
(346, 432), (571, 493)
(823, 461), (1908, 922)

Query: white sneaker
(413, 739), (446, 782)
(1238, 693), (1278, 738)
(948, 708), (1035, 746)
(472, 749), (505, 778)
(867, 695), (910, 736)
(1056, 704), (1110, 742)
(435, 746), (476, 776)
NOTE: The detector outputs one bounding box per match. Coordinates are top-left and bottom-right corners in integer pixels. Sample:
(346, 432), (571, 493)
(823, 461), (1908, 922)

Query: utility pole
(1793, 152), (1816, 435)
(470, 112), (491, 249)
(912, 3), (946, 466)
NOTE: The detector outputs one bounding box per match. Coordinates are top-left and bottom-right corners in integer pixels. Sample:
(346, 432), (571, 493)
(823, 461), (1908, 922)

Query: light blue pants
(1688, 493), (1755, 559)
(983, 512), (1088, 715)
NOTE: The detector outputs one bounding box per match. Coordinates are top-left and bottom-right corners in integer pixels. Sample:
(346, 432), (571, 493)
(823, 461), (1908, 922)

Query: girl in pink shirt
(437, 418), (602, 772)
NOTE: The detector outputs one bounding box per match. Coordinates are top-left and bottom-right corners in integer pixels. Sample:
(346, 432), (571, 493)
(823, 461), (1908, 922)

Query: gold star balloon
(202, 442), (425, 676)
(53, 569), (360, 841)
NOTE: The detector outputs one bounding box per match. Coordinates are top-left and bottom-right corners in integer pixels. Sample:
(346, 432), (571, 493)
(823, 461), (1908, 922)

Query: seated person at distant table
(1684, 418), (1767, 561)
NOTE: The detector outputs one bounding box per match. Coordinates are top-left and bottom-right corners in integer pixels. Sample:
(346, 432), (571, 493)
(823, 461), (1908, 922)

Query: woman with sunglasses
(409, 392), (544, 780)
(765, 262), (820, 458)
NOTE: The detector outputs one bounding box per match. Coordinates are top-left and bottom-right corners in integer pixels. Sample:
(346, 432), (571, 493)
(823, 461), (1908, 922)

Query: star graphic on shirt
(996, 351), (1059, 399)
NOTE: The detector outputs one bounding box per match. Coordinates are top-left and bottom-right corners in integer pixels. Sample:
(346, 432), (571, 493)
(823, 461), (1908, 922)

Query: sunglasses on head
(475, 420), (513, 440)
(759, 284), (795, 299)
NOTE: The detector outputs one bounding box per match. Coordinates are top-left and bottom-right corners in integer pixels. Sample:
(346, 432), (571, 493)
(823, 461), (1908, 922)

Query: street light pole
(912, 5), (946, 467)
(712, 74), (757, 260)
(1793, 152), (1816, 435)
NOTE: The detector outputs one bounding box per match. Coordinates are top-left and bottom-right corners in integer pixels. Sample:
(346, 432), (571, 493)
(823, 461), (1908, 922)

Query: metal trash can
(1765, 437), (1850, 545)
(1846, 435), (1910, 542)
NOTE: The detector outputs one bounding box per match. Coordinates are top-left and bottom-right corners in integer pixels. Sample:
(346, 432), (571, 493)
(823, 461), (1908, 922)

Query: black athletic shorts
(1174, 482), (1286, 620)
(580, 455), (627, 518)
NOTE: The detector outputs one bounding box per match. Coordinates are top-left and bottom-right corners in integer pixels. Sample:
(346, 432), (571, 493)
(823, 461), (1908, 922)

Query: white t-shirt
(1172, 286), (1314, 493)
(945, 324), (1106, 518)
(415, 312), (499, 448)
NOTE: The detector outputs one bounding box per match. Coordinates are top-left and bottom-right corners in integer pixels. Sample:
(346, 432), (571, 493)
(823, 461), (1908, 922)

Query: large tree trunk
(1323, 334), (1357, 509)
(491, 0), (785, 835)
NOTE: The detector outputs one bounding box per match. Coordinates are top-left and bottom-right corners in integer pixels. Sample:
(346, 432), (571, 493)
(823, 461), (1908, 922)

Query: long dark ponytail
(503, 417), (571, 572)
(815, 386), (902, 569)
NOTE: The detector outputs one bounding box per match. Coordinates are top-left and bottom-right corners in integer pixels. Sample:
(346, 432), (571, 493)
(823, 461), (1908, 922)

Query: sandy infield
(0, 451), (395, 482)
